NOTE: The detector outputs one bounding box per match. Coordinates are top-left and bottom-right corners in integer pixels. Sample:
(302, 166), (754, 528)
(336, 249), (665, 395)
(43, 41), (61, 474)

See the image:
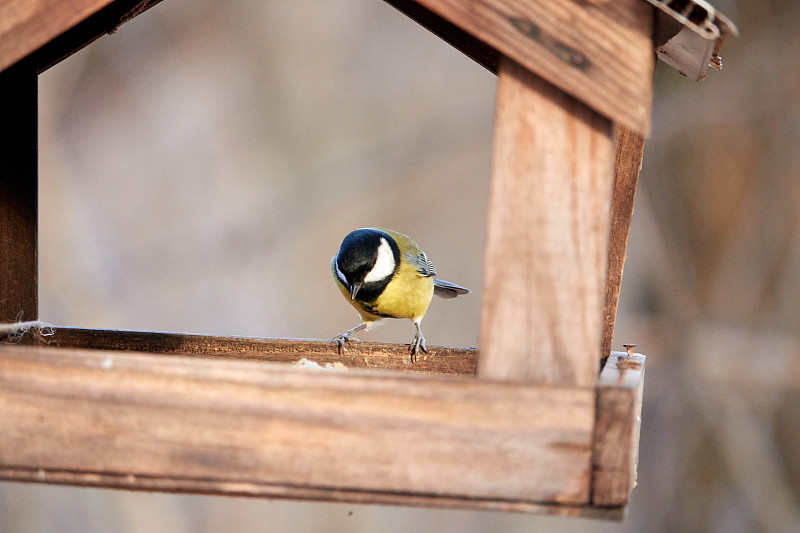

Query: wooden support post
(0, 55), (37, 325)
(478, 57), (614, 387)
(601, 126), (646, 361)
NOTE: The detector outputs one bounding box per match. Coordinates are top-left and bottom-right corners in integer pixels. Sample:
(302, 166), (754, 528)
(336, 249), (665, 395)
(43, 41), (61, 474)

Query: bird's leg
(409, 321), (428, 363)
(332, 323), (367, 353)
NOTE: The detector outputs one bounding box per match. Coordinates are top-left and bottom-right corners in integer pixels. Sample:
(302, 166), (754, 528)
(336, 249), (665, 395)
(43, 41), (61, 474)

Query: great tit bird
(331, 228), (470, 361)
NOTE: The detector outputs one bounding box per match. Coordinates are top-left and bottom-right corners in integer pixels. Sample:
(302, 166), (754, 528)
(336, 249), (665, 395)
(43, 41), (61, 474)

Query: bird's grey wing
(433, 278), (471, 299)
(405, 252), (437, 278)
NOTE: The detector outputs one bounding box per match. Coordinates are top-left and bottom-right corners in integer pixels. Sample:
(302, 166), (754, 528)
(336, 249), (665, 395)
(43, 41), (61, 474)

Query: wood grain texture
(410, 0), (655, 134)
(0, 56), (37, 325)
(478, 58), (613, 387)
(0, 344), (595, 505)
(601, 126), (647, 362)
(0, 0), (113, 72)
(0, 0), (164, 74)
(39, 327), (477, 376)
(592, 351), (645, 506)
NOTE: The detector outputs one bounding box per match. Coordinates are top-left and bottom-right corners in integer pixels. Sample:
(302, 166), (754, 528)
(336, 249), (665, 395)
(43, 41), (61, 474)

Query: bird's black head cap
(335, 228), (400, 302)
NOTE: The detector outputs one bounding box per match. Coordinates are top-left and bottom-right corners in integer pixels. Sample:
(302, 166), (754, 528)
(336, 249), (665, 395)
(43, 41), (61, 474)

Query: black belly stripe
(360, 302), (399, 319)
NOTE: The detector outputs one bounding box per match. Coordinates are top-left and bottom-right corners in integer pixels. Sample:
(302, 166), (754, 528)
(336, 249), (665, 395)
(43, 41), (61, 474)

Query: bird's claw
(332, 333), (359, 354)
(409, 332), (427, 363)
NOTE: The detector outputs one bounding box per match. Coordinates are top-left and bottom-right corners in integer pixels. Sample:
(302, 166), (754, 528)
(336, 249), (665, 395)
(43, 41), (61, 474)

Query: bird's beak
(349, 283), (361, 301)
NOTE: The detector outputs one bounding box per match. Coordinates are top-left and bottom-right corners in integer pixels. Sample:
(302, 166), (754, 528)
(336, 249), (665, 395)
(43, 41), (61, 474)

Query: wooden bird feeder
(0, 0), (735, 520)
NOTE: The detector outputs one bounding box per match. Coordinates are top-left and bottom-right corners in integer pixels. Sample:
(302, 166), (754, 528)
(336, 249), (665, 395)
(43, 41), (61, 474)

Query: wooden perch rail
(35, 327), (478, 376)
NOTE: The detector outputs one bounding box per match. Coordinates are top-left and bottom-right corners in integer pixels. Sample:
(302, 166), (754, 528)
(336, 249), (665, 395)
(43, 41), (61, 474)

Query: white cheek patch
(363, 237), (396, 283)
(334, 259), (348, 286)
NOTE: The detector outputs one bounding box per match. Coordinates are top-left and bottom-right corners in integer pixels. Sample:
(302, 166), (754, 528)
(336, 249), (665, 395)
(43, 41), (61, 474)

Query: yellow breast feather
(367, 259), (434, 322)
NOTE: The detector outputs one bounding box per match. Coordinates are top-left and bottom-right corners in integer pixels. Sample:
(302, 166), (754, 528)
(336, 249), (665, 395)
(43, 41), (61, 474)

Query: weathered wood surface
(591, 351), (645, 507)
(0, 344), (595, 506)
(0, 0), (164, 73)
(1, 332), (644, 514)
(402, 0), (655, 134)
(37, 327), (477, 376)
(0, 56), (38, 327)
(601, 126), (647, 361)
(0, 0), (113, 72)
(478, 57), (613, 387)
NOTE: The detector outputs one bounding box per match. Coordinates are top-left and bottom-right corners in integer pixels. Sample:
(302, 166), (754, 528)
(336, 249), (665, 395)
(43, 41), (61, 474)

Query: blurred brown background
(2, 0), (799, 531)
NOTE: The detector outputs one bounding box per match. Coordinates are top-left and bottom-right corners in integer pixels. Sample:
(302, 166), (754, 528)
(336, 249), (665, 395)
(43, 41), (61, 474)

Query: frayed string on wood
(0, 320), (56, 343)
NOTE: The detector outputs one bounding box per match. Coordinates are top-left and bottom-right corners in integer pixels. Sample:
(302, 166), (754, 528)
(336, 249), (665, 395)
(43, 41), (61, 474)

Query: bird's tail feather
(433, 278), (471, 299)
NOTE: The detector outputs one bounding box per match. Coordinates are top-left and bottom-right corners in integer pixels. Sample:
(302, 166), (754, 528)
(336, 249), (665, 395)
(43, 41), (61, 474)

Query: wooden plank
(0, 0), (113, 72)
(591, 351), (645, 506)
(40, 327), (478, 376)
(0, 344), (595, 506)
(601, 126), (646, 362)
(0, 55), (37, 326)
(405, 0), (655, 134)
(0, 0), (164, 74)
(477, 57), (613, 387)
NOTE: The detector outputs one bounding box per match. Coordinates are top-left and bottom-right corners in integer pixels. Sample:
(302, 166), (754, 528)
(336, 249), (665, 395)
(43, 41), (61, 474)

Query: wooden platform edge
(0, 344), (595, 508)
(591, 351), (646, 507)
(0, 333), (644, 517)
